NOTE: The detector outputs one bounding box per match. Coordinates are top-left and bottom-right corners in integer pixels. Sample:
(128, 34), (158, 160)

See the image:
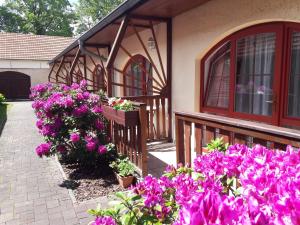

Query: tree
(1, 0), (76, 37)
(0, 5), (23, 33)
(75, 0), (124, 35)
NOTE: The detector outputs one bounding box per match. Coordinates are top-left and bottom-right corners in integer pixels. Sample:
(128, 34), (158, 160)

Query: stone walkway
(0, 102), (98, 225)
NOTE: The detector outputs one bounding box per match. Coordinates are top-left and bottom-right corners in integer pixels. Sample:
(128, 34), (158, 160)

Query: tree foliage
(75, 0), (124, 35)
(1, 0), (75, 37)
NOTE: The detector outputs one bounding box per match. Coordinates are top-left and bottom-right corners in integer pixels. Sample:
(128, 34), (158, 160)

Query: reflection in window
(288, 32), (300, 118)
(204, 42), (231, 108)
(235, 33), (275, 116)
(123, 55), (153, 96)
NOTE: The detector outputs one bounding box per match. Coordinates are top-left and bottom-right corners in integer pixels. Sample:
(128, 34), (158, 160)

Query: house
(50, 0), (300, 175)
(0, 33), (74, 99)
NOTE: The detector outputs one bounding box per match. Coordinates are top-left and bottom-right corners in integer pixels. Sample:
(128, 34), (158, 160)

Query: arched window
(92, 64), (105, 91)
(201, 22), (300, 128)
(123, 54), (153, 96)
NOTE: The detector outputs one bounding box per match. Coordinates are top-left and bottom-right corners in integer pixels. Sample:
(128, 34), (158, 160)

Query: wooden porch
(47, 0), (300, 177)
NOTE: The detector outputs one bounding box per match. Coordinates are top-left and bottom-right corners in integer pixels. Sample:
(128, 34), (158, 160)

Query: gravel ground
(60, 161), (125, 202)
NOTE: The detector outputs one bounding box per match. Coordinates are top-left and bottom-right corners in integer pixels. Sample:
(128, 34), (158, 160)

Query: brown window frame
(200, 22), (300, 128)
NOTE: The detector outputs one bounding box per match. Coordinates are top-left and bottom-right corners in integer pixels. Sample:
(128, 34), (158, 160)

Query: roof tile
(0, 32), (75, 61)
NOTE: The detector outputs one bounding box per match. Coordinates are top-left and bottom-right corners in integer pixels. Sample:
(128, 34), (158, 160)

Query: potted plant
(110, 156), (135, 188)
(102, 97), (139, 126)
(205, 137), (229, 153)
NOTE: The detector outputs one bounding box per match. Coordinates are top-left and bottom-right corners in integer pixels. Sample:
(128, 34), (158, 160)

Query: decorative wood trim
(132, 25), (165, 88)
(55, 56), (66, 83)
(69, 48), (81, 85)
(150, 21), (167, 84)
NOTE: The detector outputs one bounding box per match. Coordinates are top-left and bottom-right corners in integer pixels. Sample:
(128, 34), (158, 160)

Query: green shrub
(0, 93), (6, 104)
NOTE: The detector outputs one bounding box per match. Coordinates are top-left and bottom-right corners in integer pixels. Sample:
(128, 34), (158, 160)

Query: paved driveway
(0, 102), (96, 225)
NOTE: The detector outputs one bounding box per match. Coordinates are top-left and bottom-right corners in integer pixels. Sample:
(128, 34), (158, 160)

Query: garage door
(0, 71), (31, 99)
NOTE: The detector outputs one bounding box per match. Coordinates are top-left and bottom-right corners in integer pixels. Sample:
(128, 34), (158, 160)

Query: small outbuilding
(0, 32), (73, 99)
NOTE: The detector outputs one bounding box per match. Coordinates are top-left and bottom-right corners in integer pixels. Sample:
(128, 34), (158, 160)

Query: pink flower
(35, 143), (51, 157)
(86, 141), (97, 151)
(70, 133), (80, 143)
(92, 216), (116, 225)
(98, 145), (107, 154)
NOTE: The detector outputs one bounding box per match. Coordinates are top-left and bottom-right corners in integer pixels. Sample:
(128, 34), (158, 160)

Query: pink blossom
(98, 145), (107, 154)
(70, 133), (80, 143)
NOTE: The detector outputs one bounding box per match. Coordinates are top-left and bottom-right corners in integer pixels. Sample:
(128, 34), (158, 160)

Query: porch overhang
(49, 0), (210, 64)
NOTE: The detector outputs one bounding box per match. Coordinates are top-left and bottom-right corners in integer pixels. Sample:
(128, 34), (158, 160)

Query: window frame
(280, 23), (300, 128)
(123, 54), (152, 96)
(200, 22), (300, 127)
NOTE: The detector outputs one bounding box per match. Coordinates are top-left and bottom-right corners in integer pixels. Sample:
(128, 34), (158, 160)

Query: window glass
(204, 42), (231, 108)
(124, 56), (153, 96)
(235, 33), (275, 116)
(288, 31), (300, 118)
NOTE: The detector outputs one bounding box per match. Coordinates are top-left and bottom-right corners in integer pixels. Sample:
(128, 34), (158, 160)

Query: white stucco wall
(0, 59), (50, 86)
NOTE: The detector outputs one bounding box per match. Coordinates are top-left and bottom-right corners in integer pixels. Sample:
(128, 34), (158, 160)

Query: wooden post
(175, 114), (185, 164)
(138, 103), (148, 177)
(83, 55), (87, 80)
(167, 19), (173, 142)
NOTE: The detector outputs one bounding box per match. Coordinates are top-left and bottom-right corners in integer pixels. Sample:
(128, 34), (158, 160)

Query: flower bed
(89, 144), (300, 225)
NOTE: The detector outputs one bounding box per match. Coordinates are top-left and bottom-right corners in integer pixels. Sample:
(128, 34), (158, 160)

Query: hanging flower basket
(102, 105), (139, 127)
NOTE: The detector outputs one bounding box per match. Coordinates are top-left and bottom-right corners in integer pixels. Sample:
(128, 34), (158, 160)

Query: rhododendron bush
(89, 144), (300, 225)
(31, 81), (112, 164)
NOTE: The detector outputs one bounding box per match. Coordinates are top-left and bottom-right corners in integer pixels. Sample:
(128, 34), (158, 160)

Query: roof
(0, 32), (75, 61)
(51, 0), (209, 63)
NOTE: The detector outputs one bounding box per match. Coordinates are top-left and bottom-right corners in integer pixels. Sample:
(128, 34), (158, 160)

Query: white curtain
(235, 33), (275, 116)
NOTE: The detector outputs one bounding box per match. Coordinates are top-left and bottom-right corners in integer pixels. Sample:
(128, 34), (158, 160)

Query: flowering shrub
(108, 97), (134, 111)
(31, 81), (113, 164)
(89, 144), (300, 224)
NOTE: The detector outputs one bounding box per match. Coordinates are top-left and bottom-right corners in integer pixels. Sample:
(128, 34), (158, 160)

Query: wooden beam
(84, 43), (110, 48)
(129, 14), (169, 22)
(112, 22), (151, 29)
(48, 62), (56, 82)
(55, 56), (66, 83)
(83, 55), (87, 80)
(167, 19), (173, 142)
(106, 16), (129, 96)
(69, 48), (81, 85)
(106, 16), (129, 68)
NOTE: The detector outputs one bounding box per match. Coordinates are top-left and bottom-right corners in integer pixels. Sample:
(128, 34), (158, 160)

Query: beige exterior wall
(0, 59), (50, 87)
(172, 0), (300, 113)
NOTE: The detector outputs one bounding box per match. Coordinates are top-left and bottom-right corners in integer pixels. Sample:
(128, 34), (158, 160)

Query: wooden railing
(122, 95), (170, 141)
(175, 111), (300, 165)
(105, 102), (148, 177)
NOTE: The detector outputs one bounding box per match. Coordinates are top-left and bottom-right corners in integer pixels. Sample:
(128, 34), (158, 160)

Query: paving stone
(0, 102), (95, 225)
